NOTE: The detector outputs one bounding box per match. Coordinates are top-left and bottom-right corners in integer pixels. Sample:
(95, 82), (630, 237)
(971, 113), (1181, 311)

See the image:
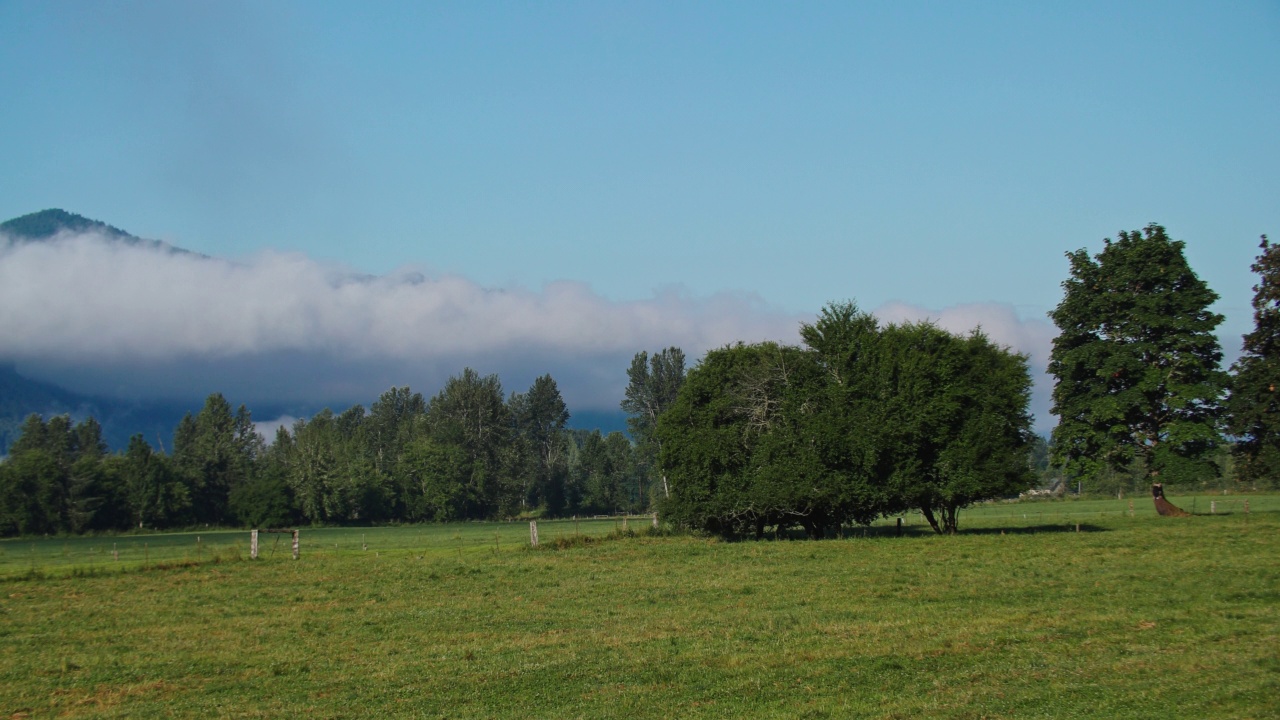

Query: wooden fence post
(292, 530), (300, 560)
(652, 513), (658, 529)
(530, 520), (539, 547)
(251, 529), (259, 559)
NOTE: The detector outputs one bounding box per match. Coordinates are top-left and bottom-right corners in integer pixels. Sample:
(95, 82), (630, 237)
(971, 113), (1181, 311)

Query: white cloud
(0, 232), (1061, 431)
(254, 415), (299, 442)
(0, 231), (805, 410)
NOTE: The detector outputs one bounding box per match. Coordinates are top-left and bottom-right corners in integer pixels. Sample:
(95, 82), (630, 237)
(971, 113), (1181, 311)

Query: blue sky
(1, 1), (1277, 431)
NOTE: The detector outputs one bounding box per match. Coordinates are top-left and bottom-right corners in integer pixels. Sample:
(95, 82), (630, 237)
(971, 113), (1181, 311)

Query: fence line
(3, 499), (1274, 578)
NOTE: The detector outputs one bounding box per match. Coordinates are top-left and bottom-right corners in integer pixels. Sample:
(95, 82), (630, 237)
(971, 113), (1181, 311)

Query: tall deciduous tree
(426, 368), (511, 517)
(1227, 235), (1280, 487)
(368, 386), (427, 517)
(1049, 224), (1226, 495)
(510, 374), (570, 513)
(173, 394), (262, 525)
(621, 347), (686, 500)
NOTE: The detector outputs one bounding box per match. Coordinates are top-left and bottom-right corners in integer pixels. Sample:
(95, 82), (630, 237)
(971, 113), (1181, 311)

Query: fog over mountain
(0, 210), (1058, 442)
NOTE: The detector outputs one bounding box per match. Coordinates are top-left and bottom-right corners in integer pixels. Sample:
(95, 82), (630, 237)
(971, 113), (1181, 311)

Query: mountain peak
(0, 209), (199, 257)
(0, 209), (135, 241)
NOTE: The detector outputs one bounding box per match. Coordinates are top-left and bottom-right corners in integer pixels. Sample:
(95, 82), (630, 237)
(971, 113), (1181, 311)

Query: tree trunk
(920, 505), (943, 534)
(942, 505), (959, 535)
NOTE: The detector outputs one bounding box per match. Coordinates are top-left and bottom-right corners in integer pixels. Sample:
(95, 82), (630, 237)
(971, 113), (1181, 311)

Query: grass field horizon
(2, 494), (1277, 717)
(2, 491), (1274, 580)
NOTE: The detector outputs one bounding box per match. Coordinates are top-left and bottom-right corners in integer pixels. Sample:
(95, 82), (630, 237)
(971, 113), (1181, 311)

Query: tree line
(2, 223), (1277, 538)
(660, 225), (1280, 537)
(0, 374), (655, 536)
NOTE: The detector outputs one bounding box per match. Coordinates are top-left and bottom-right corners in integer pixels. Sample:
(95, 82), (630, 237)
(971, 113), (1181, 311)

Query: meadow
(1, 494), (1277, 718)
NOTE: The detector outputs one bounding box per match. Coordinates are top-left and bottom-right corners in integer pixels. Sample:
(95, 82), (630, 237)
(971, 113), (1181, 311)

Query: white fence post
(529, 520), (539, 547)
(251, 529), (259, 559)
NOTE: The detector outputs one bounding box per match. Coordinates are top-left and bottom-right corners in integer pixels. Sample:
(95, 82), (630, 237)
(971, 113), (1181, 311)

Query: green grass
(1, 499), (1277, 718)
(0, 516), (649, 579)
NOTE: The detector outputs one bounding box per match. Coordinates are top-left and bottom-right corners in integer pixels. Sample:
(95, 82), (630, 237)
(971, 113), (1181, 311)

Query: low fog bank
(1, 231), (1061, 432)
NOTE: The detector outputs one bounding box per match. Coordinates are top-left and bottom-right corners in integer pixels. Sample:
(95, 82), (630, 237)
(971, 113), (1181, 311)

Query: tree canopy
(1227, 236), (1280, 487)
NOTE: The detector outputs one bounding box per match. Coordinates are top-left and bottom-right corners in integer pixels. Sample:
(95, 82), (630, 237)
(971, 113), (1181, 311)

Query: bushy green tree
(661, 342), (845, 537)
(0, 413), (132, 534)
(799, 302), (894, 528)
(659, 302), (1035, 537)
(400, 433), (471, 521)
(0, 448), (61, 535)
(876, 323), (1035, 533)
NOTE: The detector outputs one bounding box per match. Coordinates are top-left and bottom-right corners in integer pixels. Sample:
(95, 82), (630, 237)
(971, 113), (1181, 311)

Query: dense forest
(1, 225), (1278, 537)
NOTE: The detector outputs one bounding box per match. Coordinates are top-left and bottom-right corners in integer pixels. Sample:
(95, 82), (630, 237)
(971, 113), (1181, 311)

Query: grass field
(0, 516), (652, 580)
(1, 494), (1277, 718)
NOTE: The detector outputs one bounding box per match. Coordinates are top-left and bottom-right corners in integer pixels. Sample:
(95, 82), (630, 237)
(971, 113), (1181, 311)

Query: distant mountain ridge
(1, 209), (221, 453)
(0, 363), (192, 454)
(0, 208), (196, 255)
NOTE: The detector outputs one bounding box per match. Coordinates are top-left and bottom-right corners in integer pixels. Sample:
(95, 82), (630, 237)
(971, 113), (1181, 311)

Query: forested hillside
(0, 208), (192, 254)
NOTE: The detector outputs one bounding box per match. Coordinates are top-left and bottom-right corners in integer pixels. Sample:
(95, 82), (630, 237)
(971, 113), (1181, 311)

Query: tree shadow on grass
(958, 523), (1111, 536)
(724, 522), (1113, 541)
